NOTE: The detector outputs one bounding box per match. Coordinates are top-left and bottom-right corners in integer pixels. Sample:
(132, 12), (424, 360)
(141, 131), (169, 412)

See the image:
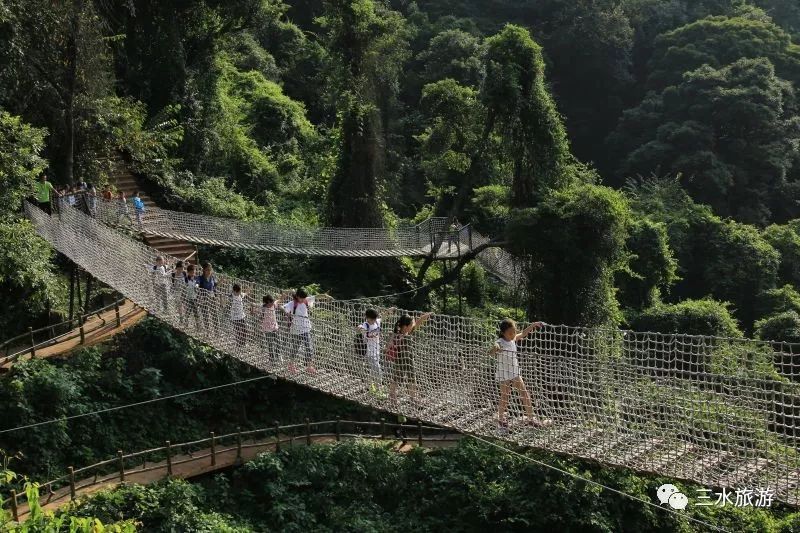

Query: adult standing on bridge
(197, 262), (218, 336)
(34, 174), (60, 215)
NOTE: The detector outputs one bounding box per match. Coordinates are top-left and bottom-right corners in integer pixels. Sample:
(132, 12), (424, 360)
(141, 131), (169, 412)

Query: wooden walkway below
(1, 300), (146, 370)
(12, 424), (461, 522)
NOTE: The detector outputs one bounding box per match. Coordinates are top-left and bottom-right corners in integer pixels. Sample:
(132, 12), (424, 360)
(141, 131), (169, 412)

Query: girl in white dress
(489, 318), (551, 432)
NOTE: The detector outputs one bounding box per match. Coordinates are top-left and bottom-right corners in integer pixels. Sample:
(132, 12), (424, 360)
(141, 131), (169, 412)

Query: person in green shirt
(34, 174), (59, 215)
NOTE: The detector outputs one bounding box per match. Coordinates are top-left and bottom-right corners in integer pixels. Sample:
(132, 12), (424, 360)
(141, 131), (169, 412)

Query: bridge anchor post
(118, 450), (125, 481)
(10, 489), (18, 521)
(115, 299), (121, 327)
(68, 467), (76, 500)
(165, 441), (172, 476)
(417, 421), (423, 447)
(305, 418), (311, 446)
(237, 427), (244, 458)
(210, 432), (216, 466)
(28, 327), (35, 359)
(272, 422), (279, 452)
(335, 418), (341, 442)
(380, 417), (385, 439)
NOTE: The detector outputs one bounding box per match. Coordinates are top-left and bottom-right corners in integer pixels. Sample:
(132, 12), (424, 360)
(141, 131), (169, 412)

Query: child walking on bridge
(282, 288), (331, 376)
(357, 308), (383, 396)
(490, 319), (551, 433)
(386, 311), (432, 407)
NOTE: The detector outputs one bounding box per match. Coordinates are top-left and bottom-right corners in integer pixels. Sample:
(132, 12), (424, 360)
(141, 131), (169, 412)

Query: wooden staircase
(110, 161), (197, 262)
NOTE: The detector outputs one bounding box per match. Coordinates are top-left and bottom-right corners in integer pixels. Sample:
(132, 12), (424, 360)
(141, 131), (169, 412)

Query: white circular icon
(668, 492), (689, 510)
(656, 484), (679, 505)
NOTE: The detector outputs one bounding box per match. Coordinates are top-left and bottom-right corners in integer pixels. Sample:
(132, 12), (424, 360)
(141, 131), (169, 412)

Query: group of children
(147, 256), (551, 433)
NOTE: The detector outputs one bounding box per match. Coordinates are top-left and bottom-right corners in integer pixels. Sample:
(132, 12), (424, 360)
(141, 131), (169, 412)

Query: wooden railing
(0, 297), (138, 367)
(5, 418), (461, 521)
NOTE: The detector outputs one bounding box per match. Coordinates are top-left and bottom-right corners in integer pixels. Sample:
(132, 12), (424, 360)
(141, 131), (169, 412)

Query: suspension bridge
(23, 201), (800, 507)
(90, 196), (524, 286)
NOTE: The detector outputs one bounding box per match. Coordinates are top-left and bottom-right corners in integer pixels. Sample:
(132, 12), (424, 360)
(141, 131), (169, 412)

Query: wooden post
(417, 421), (423, 447)
(68, 467), (76, 500)
(335, 418), (341, 442)
(165, 441), (172, 476)
(289, 426), (294, 448)
(76, 269), (83, 313)
(115, 299), (121, 327)
(28, 327), (35, 358)
(273, 421), (280, 452)
(236, 427), (243, 459)
(68, 265), (76, 328)
(210, 432), (216, 466)
(380, 417), (386, 439)
(305, 418), (311, 446)
(118, 450), (125, 481)
(10, 489), (18, 521)
(79, 315), (86, 344)
(84, 274), (93, 316)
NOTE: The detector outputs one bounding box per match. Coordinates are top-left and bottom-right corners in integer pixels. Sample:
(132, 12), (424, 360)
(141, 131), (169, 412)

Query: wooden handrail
(5, 419), (460, 517)
(0, 298), (136, 366)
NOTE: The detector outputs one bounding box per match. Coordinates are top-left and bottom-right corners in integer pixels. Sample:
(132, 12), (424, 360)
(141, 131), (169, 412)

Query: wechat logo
(657, 484), (689, 510)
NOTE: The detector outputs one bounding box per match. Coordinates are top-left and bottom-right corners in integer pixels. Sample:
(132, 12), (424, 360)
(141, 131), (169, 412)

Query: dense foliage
(65, 440), (800, 532)
(0, 319), (369, 481)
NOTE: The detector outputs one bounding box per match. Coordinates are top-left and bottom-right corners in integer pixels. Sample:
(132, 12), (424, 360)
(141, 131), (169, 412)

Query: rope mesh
(88, 195), (523, 285)
(26, 201), (800, 506)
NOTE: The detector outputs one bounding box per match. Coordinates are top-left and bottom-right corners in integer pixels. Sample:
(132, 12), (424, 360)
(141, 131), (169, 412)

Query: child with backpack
(386, 311), (433, 407)
(282, 288), (330, 375)
(356, 308), (383, 396)
(490, 318), (551, 433)
(132, 191), (145, 228)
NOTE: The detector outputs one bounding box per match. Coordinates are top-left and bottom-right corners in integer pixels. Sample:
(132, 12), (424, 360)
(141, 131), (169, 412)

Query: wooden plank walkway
(1, 300), (146, 370)
(14, 433), (461, 521)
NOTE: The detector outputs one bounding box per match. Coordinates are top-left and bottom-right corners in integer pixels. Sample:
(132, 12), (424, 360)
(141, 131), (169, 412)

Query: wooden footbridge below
(7, 419), (461, 522)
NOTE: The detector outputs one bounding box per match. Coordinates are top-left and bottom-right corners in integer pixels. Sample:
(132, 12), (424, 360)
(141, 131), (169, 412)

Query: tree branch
(413, 239), (505, 305)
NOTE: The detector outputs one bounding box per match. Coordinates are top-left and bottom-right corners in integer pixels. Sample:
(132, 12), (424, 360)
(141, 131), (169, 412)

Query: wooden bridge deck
(1, 300), (146, 370)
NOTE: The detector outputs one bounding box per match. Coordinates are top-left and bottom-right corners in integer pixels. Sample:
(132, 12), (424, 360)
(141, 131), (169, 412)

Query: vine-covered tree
(321, 0), (410, 227)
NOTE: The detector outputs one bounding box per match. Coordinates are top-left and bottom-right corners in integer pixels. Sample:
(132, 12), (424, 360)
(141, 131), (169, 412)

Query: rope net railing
(81, 195), (524, 284)
(25, 201), (800, 506)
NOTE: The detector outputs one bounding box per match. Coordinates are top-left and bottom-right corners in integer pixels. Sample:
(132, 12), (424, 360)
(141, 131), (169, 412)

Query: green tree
(755, 310), (800, 343)
(0, 111), (60, 336)
(0, 110), (47, 213)
(613, 58), (800, 225)
(483, 24), (574, 207)
(321, 0), (410, 227)
(417, 78), (486, 216)
(616, 217), (678, 312)
(763, 221), (800, 287)
(756, 285), (800, 318)
(630, 298), (742, 337)
(628, 177), (780, 331)
(417, 29), (484, 88)
(507, 184), (631, 327)
(2, 0), (114, 184)
(647, 13), (800, 90)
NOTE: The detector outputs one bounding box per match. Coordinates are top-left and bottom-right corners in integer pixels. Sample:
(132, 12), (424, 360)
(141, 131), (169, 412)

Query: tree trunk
(64, 0), (82, 186)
